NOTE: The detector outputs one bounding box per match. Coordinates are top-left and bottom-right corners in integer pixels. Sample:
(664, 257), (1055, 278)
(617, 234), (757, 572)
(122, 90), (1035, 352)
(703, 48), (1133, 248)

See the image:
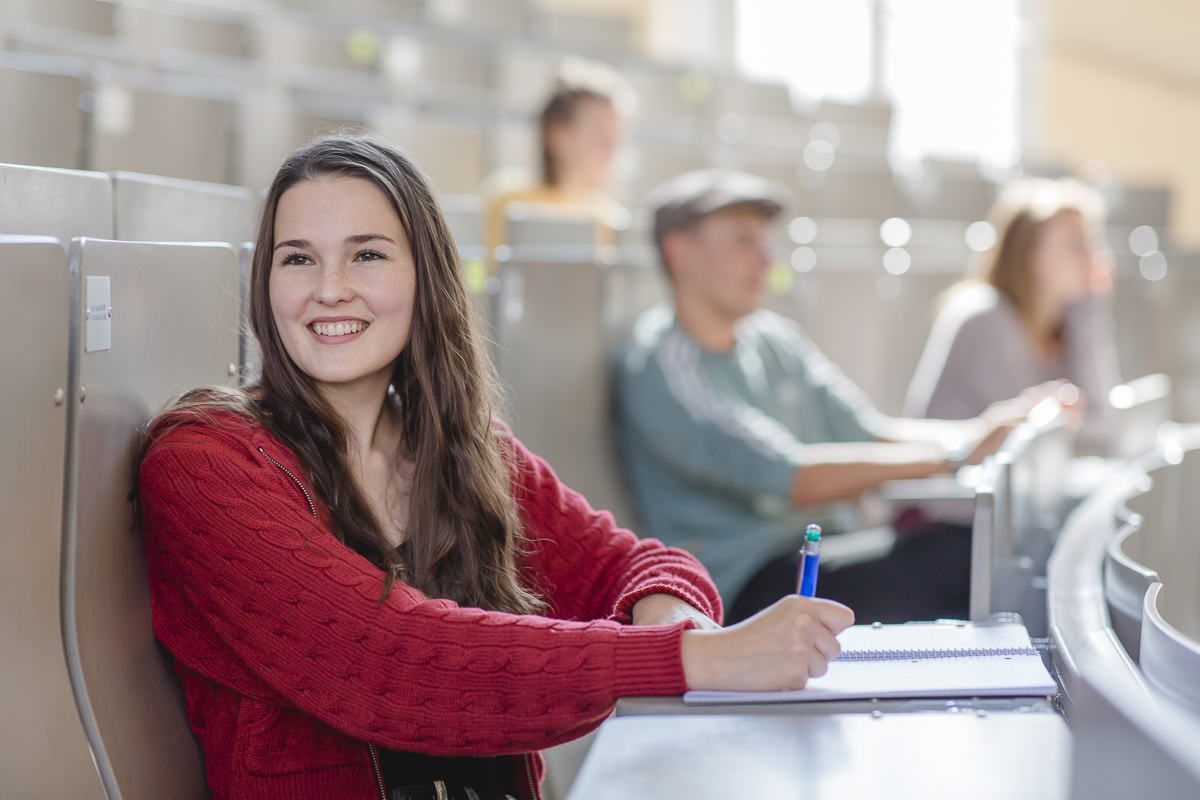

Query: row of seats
(8, 157), (1200, 510)
(4, 1), (1189, 236)
(0, 0), (1024, 224)
(970, 400), (1075, 637)
(1112, 430), (1200, 663)
(1, 0), (638, 60)
(0, 160), (253, 244)
(0, 47), (907, 209)
(1, 160), (254, 796)
(1048, 425), (1200, 798)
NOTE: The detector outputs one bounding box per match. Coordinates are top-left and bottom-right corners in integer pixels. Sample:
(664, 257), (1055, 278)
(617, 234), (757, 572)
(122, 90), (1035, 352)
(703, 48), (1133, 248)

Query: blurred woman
(905, 178), (1120, 448)
(484, 59), (631, 261)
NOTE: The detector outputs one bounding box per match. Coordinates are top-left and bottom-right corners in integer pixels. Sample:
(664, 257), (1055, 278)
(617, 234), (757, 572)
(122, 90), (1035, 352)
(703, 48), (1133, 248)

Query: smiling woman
(134, 135), (853, 800)
(268, 176), (418, 398)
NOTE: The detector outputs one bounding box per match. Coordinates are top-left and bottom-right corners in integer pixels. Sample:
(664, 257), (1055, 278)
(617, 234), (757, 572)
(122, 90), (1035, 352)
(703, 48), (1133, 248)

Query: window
(735, 0), (1022, 169)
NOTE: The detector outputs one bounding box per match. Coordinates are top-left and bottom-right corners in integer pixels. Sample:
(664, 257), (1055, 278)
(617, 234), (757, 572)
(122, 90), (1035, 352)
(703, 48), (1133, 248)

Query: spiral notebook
(684, 620), (1056, 704)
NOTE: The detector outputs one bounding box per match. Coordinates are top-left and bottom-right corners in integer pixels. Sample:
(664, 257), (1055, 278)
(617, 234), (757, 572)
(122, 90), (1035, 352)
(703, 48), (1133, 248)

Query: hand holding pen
(679, 521), (852, 692)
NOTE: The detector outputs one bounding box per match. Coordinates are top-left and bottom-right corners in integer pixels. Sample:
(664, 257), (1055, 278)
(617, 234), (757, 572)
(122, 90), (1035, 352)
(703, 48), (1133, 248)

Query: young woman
(905, 177), (1120, 448)
(138, 136), (853, 800)
(484, 59), (629, 261)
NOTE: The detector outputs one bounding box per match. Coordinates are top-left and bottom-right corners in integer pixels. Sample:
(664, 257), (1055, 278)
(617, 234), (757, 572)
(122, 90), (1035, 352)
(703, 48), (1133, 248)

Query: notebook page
(837, 621), (1038, 657)
(684, 621), (1056, 704)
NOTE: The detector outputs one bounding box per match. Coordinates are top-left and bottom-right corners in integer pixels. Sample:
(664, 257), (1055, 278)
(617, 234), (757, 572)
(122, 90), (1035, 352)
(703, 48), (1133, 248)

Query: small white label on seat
(85, 275), (112, 353)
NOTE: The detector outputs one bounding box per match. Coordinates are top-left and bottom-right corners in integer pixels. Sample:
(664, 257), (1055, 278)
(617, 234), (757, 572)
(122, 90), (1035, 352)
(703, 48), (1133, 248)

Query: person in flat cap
(615, 168), (1045, 624)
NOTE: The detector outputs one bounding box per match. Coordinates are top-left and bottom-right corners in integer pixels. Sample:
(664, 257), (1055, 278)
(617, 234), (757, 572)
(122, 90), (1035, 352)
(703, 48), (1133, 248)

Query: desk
(567, 709), (1071, 800)
(617, 694), (1059, 717)
(880, 457), (1122, 528)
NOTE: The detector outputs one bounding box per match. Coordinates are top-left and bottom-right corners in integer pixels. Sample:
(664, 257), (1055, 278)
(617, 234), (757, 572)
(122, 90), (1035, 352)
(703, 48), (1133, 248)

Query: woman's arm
(503, 432), (723, 626)
(140, 424), (698, 756)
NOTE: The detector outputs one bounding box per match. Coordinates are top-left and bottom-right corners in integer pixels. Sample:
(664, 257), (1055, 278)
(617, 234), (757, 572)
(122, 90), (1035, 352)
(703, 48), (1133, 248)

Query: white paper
(684, 621), (1056, 704)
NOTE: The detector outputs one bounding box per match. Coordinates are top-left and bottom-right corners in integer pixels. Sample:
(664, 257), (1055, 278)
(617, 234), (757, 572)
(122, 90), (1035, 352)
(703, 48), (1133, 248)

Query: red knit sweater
(138, 412), (721, 800)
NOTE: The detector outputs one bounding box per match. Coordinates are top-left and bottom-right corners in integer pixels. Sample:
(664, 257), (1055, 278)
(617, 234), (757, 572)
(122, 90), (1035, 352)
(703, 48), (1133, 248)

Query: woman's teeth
(311, 320), (368, 336)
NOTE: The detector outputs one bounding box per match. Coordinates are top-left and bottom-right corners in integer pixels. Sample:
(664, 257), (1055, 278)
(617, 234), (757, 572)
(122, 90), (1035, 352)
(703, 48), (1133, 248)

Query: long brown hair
(970, 177), (1104, 330)
(147, 136), (542, 615)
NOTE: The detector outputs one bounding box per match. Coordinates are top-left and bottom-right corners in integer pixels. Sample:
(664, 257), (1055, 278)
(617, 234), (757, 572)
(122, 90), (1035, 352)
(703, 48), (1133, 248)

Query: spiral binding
(836, 646), (1040, 662)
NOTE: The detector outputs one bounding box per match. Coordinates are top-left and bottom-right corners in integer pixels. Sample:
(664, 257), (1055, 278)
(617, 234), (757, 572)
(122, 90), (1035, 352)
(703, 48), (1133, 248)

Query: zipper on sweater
(261, 447), (386, 799)
(523, 753), (537, 800)
(367, 743), (387, 800)
(258, 447), (318, 518)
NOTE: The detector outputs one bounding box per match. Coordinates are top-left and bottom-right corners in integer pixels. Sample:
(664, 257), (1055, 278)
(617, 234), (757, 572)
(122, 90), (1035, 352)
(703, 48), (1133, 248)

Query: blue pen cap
(805, 523), (822, 542)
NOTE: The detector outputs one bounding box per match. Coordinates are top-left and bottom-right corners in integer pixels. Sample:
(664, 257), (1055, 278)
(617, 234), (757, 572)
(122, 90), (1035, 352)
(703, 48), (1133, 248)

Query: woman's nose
(313, 263), (354, 305)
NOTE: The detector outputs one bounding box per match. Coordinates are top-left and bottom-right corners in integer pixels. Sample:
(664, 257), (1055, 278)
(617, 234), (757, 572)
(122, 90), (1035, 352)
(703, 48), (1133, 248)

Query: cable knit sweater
(138, 411), (722, 800)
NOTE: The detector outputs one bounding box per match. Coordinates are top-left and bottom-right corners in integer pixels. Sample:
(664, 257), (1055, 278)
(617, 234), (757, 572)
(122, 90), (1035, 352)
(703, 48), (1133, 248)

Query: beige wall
(1034, 0), (1200, 247)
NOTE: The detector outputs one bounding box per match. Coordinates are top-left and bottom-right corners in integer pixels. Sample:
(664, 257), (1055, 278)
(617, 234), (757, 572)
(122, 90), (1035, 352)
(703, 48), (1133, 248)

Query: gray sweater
(616, 305), (883, 600)
(904, 283), (1120, 446)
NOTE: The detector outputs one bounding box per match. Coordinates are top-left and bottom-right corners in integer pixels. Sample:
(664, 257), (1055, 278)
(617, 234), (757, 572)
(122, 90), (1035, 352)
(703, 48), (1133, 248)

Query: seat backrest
(237, 242), (261, 385)
(0, 161), (114, 241)
(1007, 400), (1073, 555)
(987, 400), (1072, 634)
(1109, 373), (1171, 460)
(0, 236), (106, 798)
(604, 259), (670, 352)
(969, 451), (1012, 621)
(786, 269), (895, 412)
(111, 170), (255, 246)
(504, 204), (599, 262)
(62, 238), (243, 799)
(1140, 582), (1200, 710)
(494, 257), (637, 529)
(440, 193), (485, 249)
(0, 52), (89, 169)
(709, 77), (792, 118)
(3, 0), (117, 35)
(1104, 519), (1160, 660)
(368, 107), (485, 195)
(88, 66), (235, 184)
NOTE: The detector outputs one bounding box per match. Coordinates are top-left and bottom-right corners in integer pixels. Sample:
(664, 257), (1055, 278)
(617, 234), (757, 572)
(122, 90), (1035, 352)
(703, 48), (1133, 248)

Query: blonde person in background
(905, 178), (1121, 451)
(484, 59), (631, 263)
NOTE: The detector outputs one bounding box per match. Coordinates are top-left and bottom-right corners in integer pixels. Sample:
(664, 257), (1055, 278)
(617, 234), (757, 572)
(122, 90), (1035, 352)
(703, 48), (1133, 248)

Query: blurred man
(616, 169), (1031, 623)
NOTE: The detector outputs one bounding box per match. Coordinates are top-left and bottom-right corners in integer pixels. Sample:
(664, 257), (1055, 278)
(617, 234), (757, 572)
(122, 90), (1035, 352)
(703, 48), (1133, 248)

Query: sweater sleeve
(139, 423), (695, 755)
(922, 302), (1038, 420)
(504, 433), (723, 626)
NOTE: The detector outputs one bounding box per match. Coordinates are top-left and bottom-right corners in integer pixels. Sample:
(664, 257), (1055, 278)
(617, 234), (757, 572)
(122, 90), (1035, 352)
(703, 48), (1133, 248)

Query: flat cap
(646, 168), (790, 248)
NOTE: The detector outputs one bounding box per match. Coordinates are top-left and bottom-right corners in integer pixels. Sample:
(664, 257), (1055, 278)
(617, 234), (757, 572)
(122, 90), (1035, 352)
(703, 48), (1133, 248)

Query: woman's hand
(680, 595), (854, 691)
(968, 380), (1081, 464)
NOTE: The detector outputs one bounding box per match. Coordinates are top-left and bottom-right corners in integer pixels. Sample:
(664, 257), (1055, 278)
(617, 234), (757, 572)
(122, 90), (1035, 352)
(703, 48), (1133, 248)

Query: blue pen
(797, 524), (822, 597)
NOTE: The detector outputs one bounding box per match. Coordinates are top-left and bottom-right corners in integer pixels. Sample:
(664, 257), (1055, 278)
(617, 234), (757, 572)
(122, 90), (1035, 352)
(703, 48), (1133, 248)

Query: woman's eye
(355, 249), (385, 262)
(280, 252), (312, 266)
